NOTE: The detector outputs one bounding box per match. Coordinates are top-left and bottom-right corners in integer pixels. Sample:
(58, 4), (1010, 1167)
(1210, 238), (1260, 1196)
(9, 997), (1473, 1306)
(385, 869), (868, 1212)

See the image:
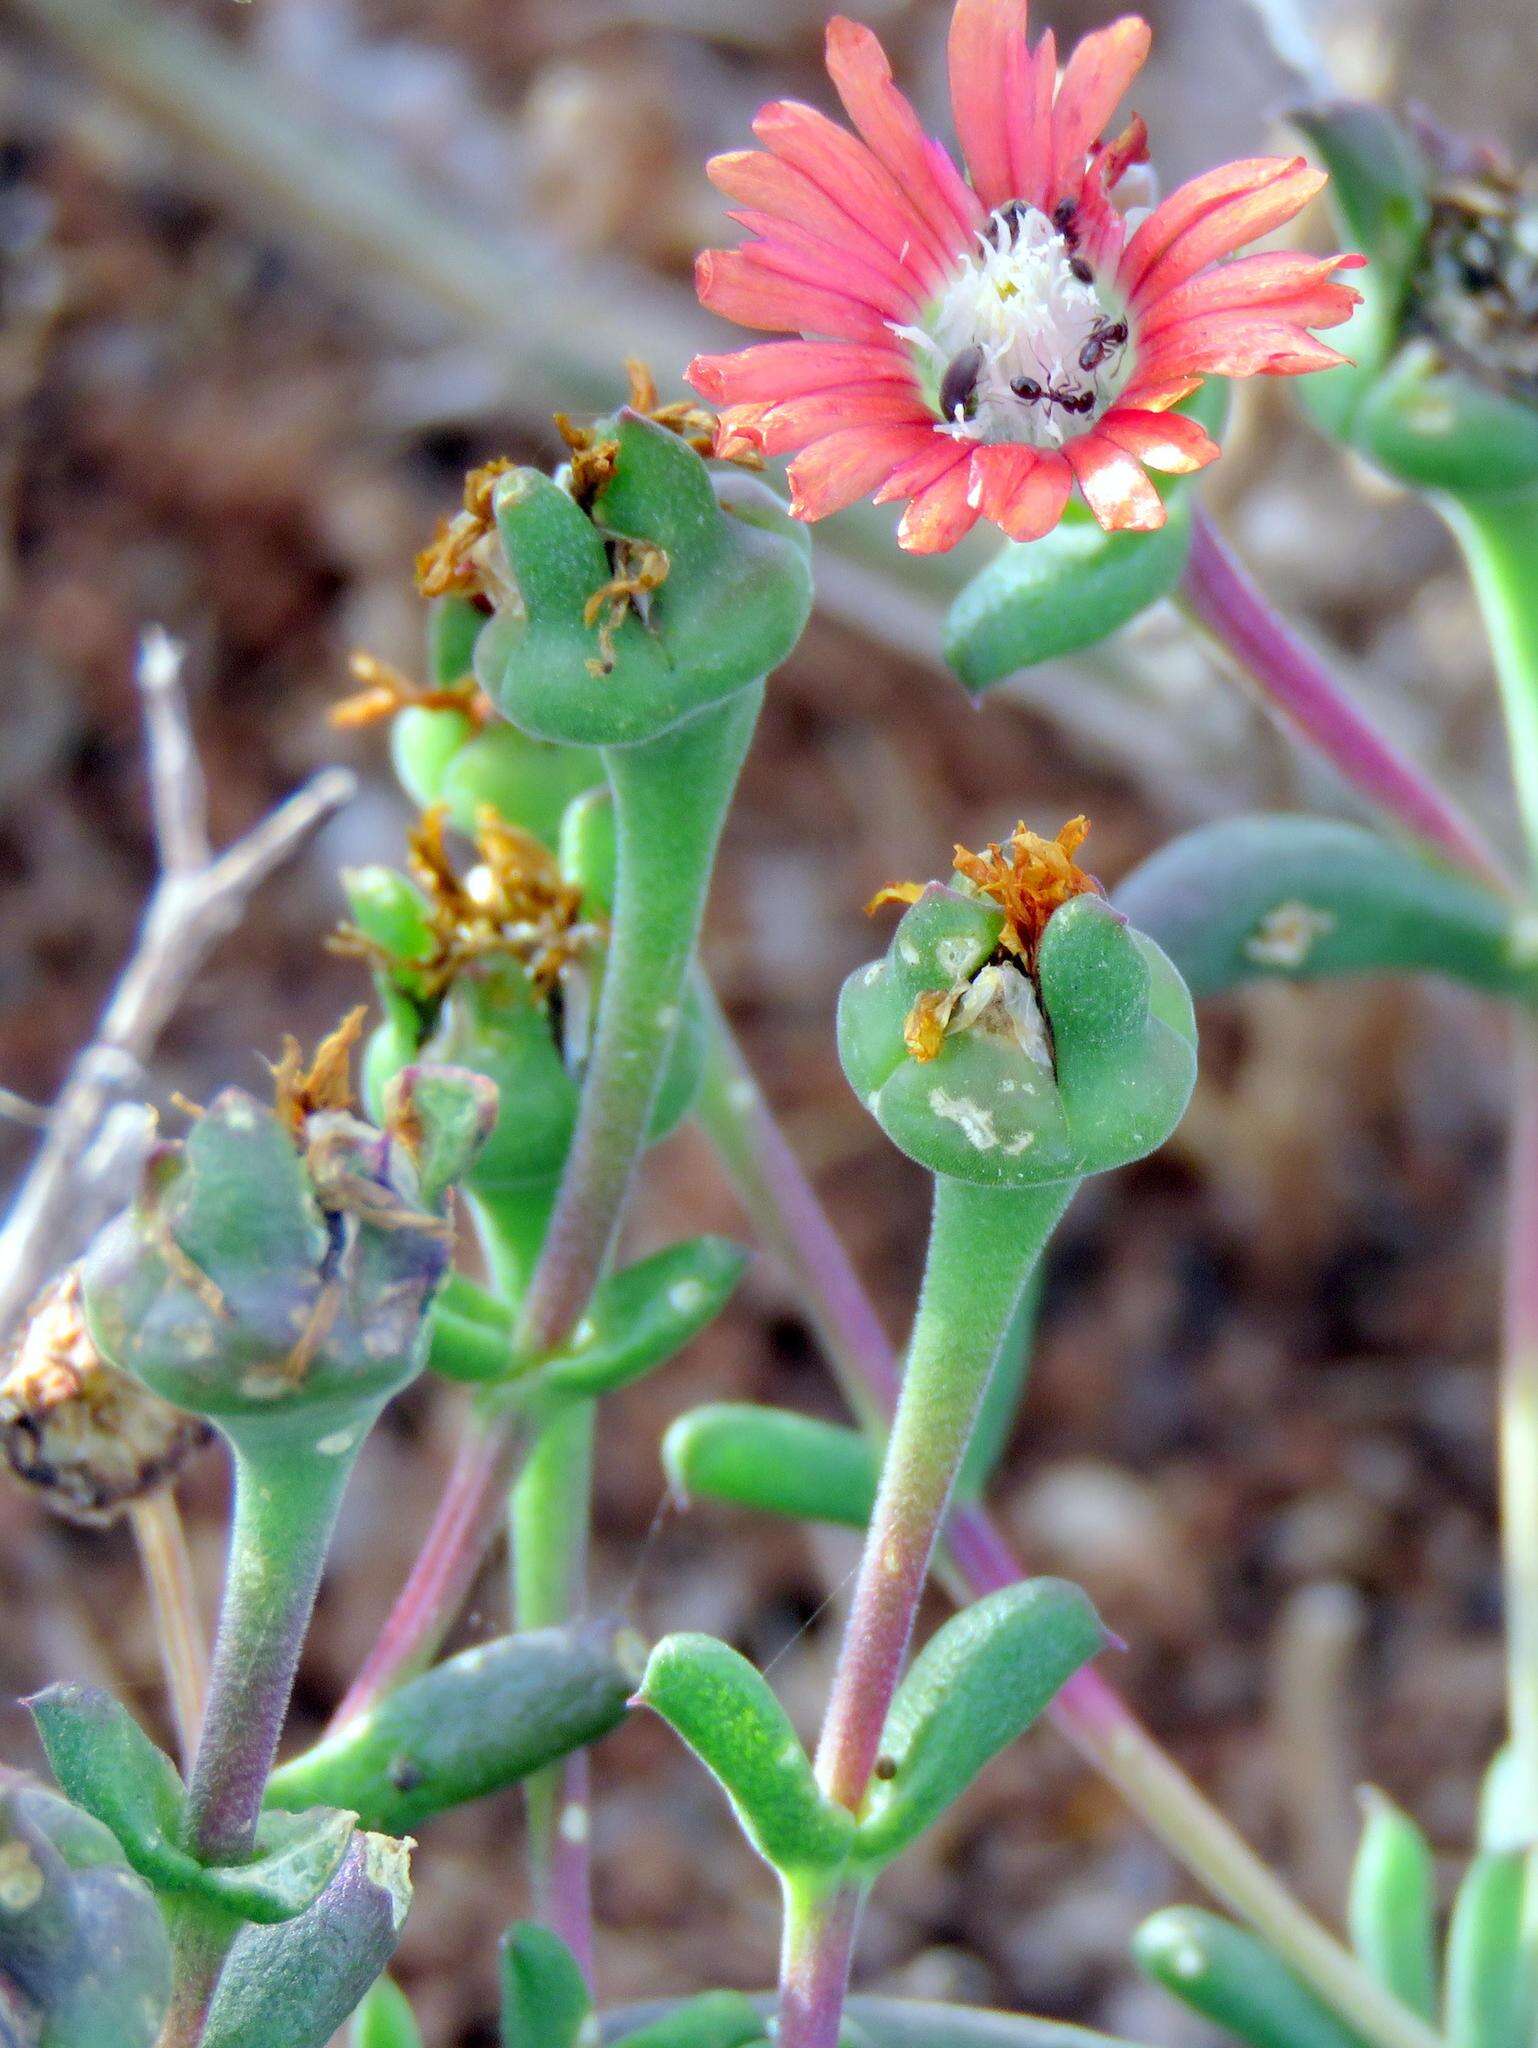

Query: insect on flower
(689, 0), (1365, 551)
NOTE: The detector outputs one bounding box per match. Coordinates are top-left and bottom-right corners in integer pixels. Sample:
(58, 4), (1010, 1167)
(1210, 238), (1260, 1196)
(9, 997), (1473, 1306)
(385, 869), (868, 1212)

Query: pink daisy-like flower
(688, 0), (1364, 553)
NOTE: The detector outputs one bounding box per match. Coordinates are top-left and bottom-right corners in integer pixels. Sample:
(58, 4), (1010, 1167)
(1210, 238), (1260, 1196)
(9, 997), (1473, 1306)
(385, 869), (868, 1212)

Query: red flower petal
(738, 385), (936, 457)
(874, 436), (971, 504)
(1138, 250), (1364, 336)
(1005, 25), (1057, 211)
(1097, 406), (1220, 473)
(1117, 156), (1300, 298)
(1138, 312), (1351, 380)
(755, 100), (951, 285)
(1132, 161), (1329, 306)
(1116, 373), (1205, 412)
(730, 216), (925, 320)
(695, 249), (894, 343)
(689, 342), (918, 407)
(1065, 434), (1166, 530)
(709, 149), (932, 292)
(898, 454), (982, 553)
(949, 0), (1028, 212)
(825, 17), (982, 255)
(1050, 16), (1151, 200)
(788, 424), (943, 520)
(970, 443), (1075, 543)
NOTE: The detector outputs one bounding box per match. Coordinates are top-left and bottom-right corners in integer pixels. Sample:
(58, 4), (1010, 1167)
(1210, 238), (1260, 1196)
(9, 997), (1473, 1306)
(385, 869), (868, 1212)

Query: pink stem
(1182, 510), (1511, 892)
(329, 1416), (524, 1730)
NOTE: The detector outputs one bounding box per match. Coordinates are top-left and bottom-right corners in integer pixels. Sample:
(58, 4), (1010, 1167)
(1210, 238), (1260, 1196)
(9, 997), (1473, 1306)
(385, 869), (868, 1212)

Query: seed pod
(0, 1268), (210, 1527)
(840, 823), (1196, 1186)
(81, 1036), (495, 1429)
(474, 410), (812, 750)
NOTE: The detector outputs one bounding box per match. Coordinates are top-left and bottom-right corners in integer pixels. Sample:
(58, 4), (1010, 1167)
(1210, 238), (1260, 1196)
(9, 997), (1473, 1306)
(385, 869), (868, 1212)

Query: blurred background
(2, 0), (1537, 2038)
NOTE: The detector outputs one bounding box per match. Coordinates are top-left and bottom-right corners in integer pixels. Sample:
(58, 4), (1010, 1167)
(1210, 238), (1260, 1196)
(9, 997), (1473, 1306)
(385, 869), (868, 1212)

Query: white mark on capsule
(317, 1426), (360, 1457)
(862, 964), (883, 987)
(655, 1005), (679, 1031)
(559, 1804), (590, 1844)
(668, 1280), (707, 1316)
(898, 942), (921, 966)
(926, 1088), (999, 1151)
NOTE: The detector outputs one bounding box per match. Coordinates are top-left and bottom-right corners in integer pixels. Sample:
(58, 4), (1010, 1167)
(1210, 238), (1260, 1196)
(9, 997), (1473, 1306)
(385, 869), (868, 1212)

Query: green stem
(168, 1421), (361, 2038)
(515, 685), (763, 1358)
(812, 1176), (1075, 1816)
(157, 1893), (242, 2048)
(1443, 488), (1538, 884)
(511, 1400), (598, 1981)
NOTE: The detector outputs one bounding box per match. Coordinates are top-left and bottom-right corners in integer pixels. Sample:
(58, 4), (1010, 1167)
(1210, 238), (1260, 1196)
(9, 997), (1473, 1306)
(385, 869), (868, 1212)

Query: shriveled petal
(1065, 434), (1166, 530)
(709, 149), (931, 291)
(1050, 17), (1151, 198)
(738, 384), (935, 457)
(898, 455), (982, 553)
(689, 341), (918, 407)
(1132, 162), (1329, 306)
(1138, 251), (1364, 338)
(1071, 113), (1149, 270)
(755, 100), (950, 285)
(969, 443), (1074, 543)
(1097, 405), (1220, 473)
(788, 424), (942, 520)
(825, 16), (981, 254)
(1140, 315), (1351, 379)
(696, 249), (894, 343)
(731, 218), (924, 320)
(949, 0), (1028, 212)
(1117, 155), (1301, 298)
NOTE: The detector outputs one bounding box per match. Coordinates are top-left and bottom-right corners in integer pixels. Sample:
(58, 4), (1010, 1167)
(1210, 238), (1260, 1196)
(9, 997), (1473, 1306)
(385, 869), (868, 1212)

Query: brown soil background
(3, 0), (1537, 2039)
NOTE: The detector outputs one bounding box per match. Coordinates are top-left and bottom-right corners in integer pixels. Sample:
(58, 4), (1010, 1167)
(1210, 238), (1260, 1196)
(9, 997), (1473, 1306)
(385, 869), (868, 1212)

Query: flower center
(897, 204), (1132, 449)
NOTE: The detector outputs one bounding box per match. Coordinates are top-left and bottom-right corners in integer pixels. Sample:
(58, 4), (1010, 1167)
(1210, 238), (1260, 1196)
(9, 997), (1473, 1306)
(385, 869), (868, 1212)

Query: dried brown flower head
(330, 649), (495, 733)
(415, 459), (518, 604)
(0, 1269), (211, 1526)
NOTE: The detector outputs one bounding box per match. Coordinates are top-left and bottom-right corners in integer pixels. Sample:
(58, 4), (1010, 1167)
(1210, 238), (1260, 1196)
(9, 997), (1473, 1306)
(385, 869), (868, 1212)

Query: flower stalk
(1180, 508), (1510, 890)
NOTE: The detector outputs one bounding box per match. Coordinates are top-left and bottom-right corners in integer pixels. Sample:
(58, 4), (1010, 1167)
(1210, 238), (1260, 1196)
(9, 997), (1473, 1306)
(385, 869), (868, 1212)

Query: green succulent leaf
(266, 1624), (638, 1833)
(663, 1405), (878, 1530)
(604, 1997), (1153, 2048)
(1445, 1851), (1538, 2048)
(560, 785), (619, 917)
(0, 1771), (171, 2048)
(351, 1978), (424, 2048)
(613, 1991), (764, 2048)
(201, 1831), (412, 2048)
(1347, 1791), (1438, 2019)
(1477, 1743), (1538, 1853)
(853, 1580), (1105, 1868)
(1133, 1909), (1367, 2048)
(29, 1686), (188, 1894)
(1355, 342), (1538, 497)
(637, 1635), (854, 1876)
(1116, 814), (1538, 1005)
(943, 386), (1227, 691)
(195, 1806), (357, 1926)
(500, 1922), (593, 2048)
(541, 1238), (748, 1400)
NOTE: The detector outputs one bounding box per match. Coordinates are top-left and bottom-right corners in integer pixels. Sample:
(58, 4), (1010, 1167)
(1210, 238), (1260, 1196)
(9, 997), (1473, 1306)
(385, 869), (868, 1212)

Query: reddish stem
(1181, 511), (1511, 892)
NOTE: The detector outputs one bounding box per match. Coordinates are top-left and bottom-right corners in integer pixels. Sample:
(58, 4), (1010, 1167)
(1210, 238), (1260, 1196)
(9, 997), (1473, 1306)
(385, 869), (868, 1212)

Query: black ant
(1010, 375), (1096, 415)
(1078, 317), (1128, 371)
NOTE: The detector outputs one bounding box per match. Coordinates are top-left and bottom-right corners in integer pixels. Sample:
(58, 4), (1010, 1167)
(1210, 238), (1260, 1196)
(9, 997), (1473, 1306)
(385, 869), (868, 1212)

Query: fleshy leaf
(541, 1238), (748, 1400)
(1134, 1909), (1366, 2048)
(28, 1686), (188, 1893)
(637, 1635), (854, 1875)
(351, 1977), (424, 2048)
(201, 1831), (412, 2048)
(381, 1065), (499, 1207)
(614, 1991), (765, 2048)
(663, 1405), (878, 1530)
(854, 1581), (1104, 1868)
(1445, 1852), (1538, 2048)
(1116, 814), (1538, 1005)
(266, 1624), (638, 1833)
(196, 1805), (356, 1926)
(1347, 1791), (1438, 2019)
(499, 1922), (592, 2048)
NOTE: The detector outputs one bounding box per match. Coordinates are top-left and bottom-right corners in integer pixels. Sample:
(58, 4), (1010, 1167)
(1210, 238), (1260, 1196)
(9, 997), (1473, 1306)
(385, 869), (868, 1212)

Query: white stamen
(892, 204), (1132, 449)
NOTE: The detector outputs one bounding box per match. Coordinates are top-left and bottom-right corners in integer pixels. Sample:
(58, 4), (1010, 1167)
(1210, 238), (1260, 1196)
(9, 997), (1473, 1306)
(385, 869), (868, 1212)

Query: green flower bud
(839, 821), (1196, 1186)
(472, 410), (812, 749)
(0, 1769), (171, 2048)
(80, 1021), (494, 1430)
